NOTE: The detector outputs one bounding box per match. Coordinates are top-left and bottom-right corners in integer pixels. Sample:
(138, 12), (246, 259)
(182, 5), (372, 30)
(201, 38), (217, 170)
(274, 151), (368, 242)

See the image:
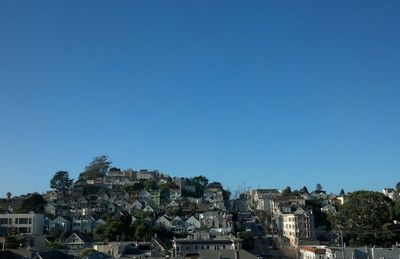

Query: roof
(301, 246), (326, 254)
(174, 239), (233, 245)
(34, 249), (76, 259)
(64, 231), (94, 244)
(199, 249), (258, 259)
(82, 252), (112, 259)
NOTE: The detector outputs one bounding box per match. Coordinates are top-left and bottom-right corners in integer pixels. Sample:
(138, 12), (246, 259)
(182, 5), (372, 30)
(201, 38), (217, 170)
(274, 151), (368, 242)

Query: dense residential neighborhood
(1, 156), (400, 259)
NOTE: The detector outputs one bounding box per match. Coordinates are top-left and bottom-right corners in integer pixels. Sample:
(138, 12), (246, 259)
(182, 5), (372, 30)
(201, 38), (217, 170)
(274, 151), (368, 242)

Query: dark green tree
(94, 214), (133, 242)
(19, 193), (47, 213)
(282, 186), (292, 196)
(50, 171), (73, 193)
(239, 231), (254, 250)
(78, 155), (112, 181)
(143, 179), (157, 190)
(329, 191), (394, 246)
(192, 175), (209, 188)
(396, 181), (400, 192)
(191, 175), (209, 197)
(6, 192), (11, 200)
(134, 221), (151, 241)
(340, 189), (345, 196)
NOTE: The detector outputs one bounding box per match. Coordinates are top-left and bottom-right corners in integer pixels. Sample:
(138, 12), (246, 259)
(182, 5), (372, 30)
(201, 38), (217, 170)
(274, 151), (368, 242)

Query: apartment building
(0, 212), (44, 236)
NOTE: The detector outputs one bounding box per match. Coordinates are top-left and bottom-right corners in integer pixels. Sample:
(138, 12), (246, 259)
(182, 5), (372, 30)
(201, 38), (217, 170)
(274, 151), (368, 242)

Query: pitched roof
(34, 249), (76, 259)
(64, 231), (94, 244)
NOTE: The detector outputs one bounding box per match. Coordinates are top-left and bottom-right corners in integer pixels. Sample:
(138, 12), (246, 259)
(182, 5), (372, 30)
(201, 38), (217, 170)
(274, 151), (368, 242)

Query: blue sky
(1, 1), (399, 197)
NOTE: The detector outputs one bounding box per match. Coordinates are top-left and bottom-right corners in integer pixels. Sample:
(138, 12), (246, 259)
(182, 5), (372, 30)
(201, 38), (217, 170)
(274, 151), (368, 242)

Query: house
(49, 216), (71, 231)
(300, 246), (400, 259)
(170, 216), (186, 234)
(166, 200), (179, 209)
(199, 211), (233, 230)
(321, 204), (336, 214)
(93, 218), (106, 229)
(131, 200), (144, 212)
(138, 189), (151, 204)
(169, 187), (181, 201)
(248, 189), (281, 211)
(32, 249), (76, 259)
(199, 249), (258, 259)
(106, 203), (117, 213)
(44, 202), (57, 215)
(137, 170), (157, 180)
(63, 231), (94, 250)
(383, 188), (397, 200)
(172, 238), (239, 258)
(0, 212), (44, 236)
(155, 215), (172, 228)
(271, 196), (306, 211)
(72, 215), (95, 233)
(185, 215), (201, 229)
(142, 204), (154, 213)
(310, 191), (328, 201)
(150, 190), (161, 206)
(330, 196), (345, 206)
(275, 205), (315, 246)
(300, 246), (326, 259)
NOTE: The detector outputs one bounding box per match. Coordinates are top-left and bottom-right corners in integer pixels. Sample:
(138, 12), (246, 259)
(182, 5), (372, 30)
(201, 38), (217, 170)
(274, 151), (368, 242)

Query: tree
(134, 221), (151, 241)
(329, 191), (394, 246)
(143, 179), (157, 190)
(192, 175), (209, 188)
(396, 181), (400, 192)
(191, 175), (209, 197)
(94, 214), (133, 242)
(208, 182), (222, 189)
(282, 186), (292, 196)
(19, 193), (46, 213)
(50, 171), (73, 193)
(239, 231), (254, 250)
(78, 155), (112, 181)
(6, 192), (11, 200)
(340, 189), (345, 196)
(316, 183), (323, 192)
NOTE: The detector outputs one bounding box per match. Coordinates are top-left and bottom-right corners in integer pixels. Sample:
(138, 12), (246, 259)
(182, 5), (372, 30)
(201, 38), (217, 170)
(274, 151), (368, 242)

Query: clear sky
(1, 1), (399, 197)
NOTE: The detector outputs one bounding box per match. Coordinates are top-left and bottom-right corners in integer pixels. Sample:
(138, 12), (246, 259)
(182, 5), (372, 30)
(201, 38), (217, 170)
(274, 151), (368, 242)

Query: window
(0, 218), (10, 224)
(18, 227), (28, 233)
(17, 218), (29, 224)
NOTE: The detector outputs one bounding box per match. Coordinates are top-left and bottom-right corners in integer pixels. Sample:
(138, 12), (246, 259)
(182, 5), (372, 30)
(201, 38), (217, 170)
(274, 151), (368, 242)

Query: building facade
(0, 213), (44, 236)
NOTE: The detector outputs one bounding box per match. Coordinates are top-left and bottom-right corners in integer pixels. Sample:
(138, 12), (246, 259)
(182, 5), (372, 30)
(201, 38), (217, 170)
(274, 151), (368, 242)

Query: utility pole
(340, 231), (345, 259)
